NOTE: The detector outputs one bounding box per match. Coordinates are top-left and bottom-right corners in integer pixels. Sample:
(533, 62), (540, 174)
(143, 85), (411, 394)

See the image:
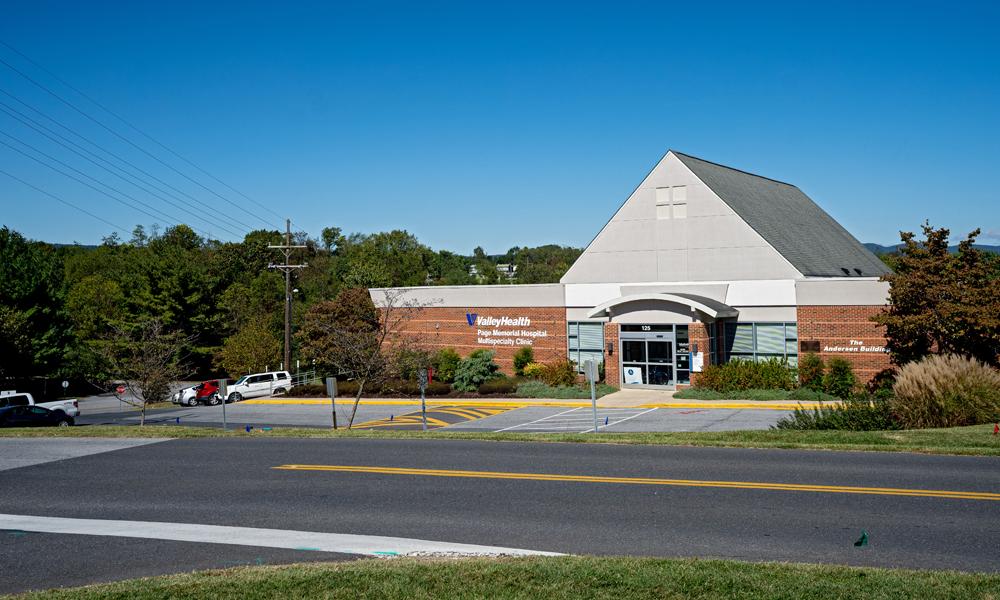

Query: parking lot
(75, 396), (790, 433)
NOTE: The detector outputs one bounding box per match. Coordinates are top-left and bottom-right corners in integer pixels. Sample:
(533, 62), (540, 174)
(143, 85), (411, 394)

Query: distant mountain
(864, 242), (1000, 255)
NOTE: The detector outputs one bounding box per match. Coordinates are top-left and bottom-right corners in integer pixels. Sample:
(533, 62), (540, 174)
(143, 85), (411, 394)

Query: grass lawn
(10, 556), (1000, 600)
(2, 423), (998, 456)
(673, 388), (841, 402)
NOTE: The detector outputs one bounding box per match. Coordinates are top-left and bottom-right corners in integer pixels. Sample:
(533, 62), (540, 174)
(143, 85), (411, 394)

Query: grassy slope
(2, 424), (998, 455)
(11, 557), (1000, 600)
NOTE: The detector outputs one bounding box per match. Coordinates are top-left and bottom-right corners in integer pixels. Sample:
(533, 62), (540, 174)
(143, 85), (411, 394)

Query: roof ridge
(670, 150), (797, 188)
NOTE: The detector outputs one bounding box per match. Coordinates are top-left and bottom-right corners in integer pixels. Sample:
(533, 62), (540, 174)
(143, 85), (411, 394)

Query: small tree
(218, 317), (281, 377)
(823, 358), (857, 399)
(453, 350), (500, 391)
(100, 319), (192, 425)
(297, 288), (431, 428)
(513, 346), (534, 376)
(431, 348), (461, 383)
(873, 224), (1000, 367)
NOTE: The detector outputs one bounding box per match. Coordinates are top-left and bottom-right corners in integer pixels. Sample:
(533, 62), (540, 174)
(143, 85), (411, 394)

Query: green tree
(873, 224), (1000, 367)
(218, 318), (282, 377)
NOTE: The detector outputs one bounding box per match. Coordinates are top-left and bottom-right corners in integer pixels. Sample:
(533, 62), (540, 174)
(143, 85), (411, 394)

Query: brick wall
(688, 321), (713, 387)
(603, 322), (620, 386)
(392, 306), (568, 375)
(796, 305), (891, 383)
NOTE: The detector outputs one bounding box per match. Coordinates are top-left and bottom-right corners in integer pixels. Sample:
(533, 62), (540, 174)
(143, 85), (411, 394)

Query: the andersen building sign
(371, 149), (895, 387)
(823, 339), (888, 354)
(467, 313), (550, 347)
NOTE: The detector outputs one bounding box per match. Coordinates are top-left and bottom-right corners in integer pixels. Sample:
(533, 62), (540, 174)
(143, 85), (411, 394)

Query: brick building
(372, 150), (892, 388)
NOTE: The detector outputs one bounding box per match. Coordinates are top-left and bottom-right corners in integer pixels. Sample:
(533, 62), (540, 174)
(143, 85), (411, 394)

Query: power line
(0, 168), (128, 234)
(0, 49), (278, 229)
(0, 38), (285, 223)
(0, 99), (248, 238)
(0, 86), (257, 235)
(0, 133), (217, 238)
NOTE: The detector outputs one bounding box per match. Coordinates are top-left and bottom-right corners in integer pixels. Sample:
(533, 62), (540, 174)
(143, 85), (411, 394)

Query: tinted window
(7, 395), (30, 407)
(29, 406), (48, 415)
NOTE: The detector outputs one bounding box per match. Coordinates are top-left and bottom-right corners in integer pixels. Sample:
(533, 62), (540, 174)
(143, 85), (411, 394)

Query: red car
(196, 380), (223, 405)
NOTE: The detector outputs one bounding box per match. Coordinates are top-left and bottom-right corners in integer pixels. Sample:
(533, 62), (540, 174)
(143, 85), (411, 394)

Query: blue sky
(1, 0), (998, 251)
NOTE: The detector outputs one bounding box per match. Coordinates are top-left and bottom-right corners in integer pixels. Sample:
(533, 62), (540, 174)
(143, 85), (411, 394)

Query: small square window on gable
(655, 186), (687, 219)
(655, 187), (671, 219)
(672, 186), (687, 219)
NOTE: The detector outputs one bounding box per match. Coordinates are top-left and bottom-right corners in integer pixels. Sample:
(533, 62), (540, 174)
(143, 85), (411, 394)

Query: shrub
(288, 384), (326, 397)
(396, 348), (432, 381)
(798, 353), (825, 391)
(513, 346), (534, 376)
(453, 350), (501, 392)
(890, 354), (1000, 428)
(694, 358), (796, 392)
(822, 358), (857, 399)
(538, 360), (578, 387)
(522, 362), (545, 379)
(431, 348), (461, 384)
(774, 396), (899, 431)
(478, 378), (519, 395)
(867, 367), (898, 401)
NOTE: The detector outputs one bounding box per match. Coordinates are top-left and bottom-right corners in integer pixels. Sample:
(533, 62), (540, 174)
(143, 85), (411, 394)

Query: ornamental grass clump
(890, 354), (1000, 428)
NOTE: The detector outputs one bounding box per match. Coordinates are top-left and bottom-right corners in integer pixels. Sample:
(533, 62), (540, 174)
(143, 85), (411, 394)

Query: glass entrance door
(620, 331), (676, 388)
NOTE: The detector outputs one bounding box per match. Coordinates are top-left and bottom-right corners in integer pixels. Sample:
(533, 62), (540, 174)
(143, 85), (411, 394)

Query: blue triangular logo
(466, 313), (478, 326)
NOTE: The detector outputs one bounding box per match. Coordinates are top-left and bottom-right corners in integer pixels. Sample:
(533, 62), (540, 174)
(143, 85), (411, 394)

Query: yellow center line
(272, 465), (1000, 501)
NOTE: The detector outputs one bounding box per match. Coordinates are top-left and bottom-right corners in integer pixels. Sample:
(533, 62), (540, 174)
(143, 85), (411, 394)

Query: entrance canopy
(586, 292), (739, 321)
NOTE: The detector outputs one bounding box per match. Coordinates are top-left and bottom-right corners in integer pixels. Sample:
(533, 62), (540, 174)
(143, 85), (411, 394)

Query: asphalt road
(1, 437), (999, 594)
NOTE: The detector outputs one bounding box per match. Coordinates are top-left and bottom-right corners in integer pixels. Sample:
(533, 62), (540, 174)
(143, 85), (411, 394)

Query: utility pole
(268, 219), (307, 372)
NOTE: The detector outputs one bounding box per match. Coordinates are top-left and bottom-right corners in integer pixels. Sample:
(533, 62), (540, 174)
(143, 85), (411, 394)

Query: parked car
(0, 405), (74, 427)
(197, 380), (223, 406)
(171, 381), (225, 407)
(171, 384), (199, 407)
(224, 371), (291, 402)
(0, 391), (79, 418)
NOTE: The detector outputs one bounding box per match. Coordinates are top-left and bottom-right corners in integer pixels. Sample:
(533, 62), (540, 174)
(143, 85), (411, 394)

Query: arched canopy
(586, 292), (739, 321)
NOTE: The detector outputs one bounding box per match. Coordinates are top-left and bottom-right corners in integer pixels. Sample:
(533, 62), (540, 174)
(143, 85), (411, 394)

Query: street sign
(418, 368), (429, 431)
(115, 384), (126, 395)
(326, 377), (338, 430)
(217, 379), (228, 431)
(584, 360), (599, 433)
(61, 380), (69, 391)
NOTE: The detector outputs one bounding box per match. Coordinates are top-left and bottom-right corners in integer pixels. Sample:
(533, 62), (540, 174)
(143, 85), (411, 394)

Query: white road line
(494, 407), (582, 432)
(581, 408), (658, 434)
(0, 514), (562, 557)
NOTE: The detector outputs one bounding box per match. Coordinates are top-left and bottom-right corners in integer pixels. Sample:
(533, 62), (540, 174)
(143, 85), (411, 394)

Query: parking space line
(493, 407), (583, 432)
(581, 407), (658, 433)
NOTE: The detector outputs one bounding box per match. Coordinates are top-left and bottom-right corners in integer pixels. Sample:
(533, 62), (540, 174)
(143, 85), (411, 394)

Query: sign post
(326, 377), (338, 430)
(418, 368), (429, 432)
(217, 379), (228, 431)
(584, 360), (599, 433)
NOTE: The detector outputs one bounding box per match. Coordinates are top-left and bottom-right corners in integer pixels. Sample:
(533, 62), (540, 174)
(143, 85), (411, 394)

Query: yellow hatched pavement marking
(272, 465), (1000, 502)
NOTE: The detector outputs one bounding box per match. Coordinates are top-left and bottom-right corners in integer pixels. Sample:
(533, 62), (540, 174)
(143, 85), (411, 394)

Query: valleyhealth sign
(466, 313), (549, 347)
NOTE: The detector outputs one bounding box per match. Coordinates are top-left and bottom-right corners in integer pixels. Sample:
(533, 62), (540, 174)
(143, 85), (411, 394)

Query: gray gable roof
(673, 151), (890, 278)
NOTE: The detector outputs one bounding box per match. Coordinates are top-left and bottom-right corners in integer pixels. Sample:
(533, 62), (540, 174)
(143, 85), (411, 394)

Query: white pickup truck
(0, 391), (80, 418)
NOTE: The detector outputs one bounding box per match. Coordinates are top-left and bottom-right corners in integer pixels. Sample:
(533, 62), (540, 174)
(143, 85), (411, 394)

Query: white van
(224, 371), (291, 402)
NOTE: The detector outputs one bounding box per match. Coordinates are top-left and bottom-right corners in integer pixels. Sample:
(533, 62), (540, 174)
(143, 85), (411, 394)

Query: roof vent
(840, 268), (850, 276)
(854, 268), (863, 276)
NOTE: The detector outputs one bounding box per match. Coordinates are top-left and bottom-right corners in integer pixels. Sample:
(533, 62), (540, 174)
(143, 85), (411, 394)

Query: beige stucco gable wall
(560, 152), (803, 284)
